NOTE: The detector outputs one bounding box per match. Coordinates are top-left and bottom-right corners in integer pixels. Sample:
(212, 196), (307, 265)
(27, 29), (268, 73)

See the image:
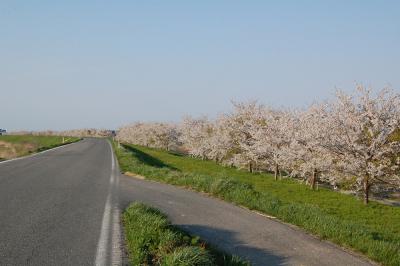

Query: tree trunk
(249, 162), (253, 173)
(363, 175), (370, 205)
(274, 164), (279, 181)
(310, 168), (317, 190)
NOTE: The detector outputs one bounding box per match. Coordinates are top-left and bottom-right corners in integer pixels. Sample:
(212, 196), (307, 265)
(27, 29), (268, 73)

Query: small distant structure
(0, 129), (6, 136)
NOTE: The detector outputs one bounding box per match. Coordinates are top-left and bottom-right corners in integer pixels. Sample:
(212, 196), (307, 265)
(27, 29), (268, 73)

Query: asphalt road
(0, 138), (374, 266)
(0, 138), (121, 266)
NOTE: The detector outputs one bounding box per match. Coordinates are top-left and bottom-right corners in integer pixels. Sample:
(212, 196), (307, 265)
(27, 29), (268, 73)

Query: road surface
(0, 138), (121, 266)
(0, 138), (374, 266)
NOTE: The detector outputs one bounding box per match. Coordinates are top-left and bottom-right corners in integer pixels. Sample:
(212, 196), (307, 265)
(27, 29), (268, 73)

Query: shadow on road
(122, 144), (178, 170)
(119, 176), (288, 266)
(178, 224), (287, 266)
(119, 194), (286, 265)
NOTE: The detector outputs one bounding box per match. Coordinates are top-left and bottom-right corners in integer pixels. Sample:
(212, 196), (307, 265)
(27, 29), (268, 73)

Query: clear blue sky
(1, 1), (399, 131)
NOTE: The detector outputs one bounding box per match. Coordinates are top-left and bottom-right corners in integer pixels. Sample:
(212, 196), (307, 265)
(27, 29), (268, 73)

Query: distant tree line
(9, 129), (115, 138)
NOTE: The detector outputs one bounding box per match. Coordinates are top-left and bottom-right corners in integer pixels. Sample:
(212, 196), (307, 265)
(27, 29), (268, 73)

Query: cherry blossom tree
(209, 116), (236, 164)
(321, 86), (400, 204)
(116, 122), (180, 150)
(223, 101), (267, 172)
(180, 116), (234, 163)
(180, 116), (215, 159)
(288, 104), (335, 189)
(252, 108), (296, 180)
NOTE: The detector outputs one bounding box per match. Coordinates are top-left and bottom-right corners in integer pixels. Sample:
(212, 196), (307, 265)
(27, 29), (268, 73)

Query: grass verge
(0, 135), (80, 161)
(113, 142), (400, 266)
(124, 202), (250, 266)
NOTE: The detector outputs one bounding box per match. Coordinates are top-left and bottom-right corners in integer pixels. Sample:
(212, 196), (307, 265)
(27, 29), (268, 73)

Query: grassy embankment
(113, 142), (400, 266)
(124, 202), (250, 266)
(0, 135), (80, 161)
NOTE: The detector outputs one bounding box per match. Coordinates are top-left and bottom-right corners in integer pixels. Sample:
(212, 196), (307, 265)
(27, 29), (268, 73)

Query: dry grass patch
(0, 141), (18, 160)
(124, 171), (146, 180)
(0, 135), (80, 161)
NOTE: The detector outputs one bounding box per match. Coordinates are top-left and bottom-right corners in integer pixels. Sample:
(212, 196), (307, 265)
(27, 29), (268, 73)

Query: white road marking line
(110, 148), (116, 185)
(111, 144), (122, 266)
(111, 149), (115, 170)
(95, 141), (121, 266)
(95, 193), (112, 266)
(111, 207), (122, 266)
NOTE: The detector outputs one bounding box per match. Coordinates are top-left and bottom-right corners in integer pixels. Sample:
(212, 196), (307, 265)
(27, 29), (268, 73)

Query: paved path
(119, 175), (374, 266)
(0, 138), (374, 265)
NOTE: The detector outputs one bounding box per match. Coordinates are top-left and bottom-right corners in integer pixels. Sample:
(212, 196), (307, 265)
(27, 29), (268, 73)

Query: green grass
(114, 142), (400, 266)
(123, 202), (250, 266)
(0, 135), (80, 160)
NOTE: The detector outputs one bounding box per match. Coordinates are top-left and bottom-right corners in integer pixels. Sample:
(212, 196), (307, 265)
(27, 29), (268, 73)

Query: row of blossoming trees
(116, 87), (400, 204)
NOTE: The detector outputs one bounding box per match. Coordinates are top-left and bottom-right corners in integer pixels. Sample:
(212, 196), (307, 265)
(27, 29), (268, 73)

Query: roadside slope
(0, 135), (79, 161)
